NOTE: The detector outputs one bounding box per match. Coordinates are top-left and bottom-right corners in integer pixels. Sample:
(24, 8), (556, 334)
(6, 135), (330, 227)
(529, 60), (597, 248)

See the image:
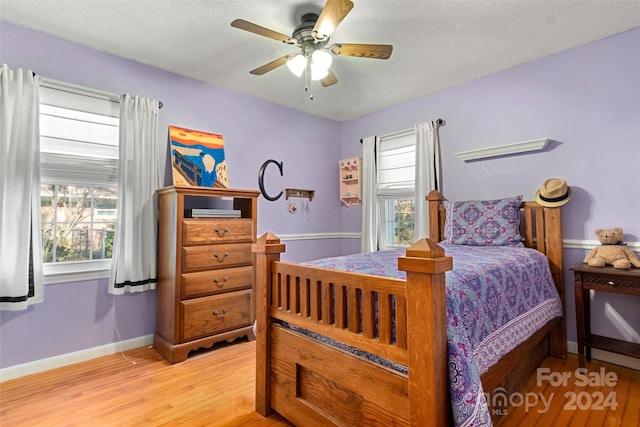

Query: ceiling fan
(230, 0), (393, 91)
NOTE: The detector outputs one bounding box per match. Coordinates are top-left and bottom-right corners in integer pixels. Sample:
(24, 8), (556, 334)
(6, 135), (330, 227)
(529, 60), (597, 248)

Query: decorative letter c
(258, 159), (283, 201)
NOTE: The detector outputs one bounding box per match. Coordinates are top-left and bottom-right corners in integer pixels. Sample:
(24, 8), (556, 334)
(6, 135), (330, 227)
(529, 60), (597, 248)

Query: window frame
(39, 78), (120, 285)
(376, 129), (417, 249)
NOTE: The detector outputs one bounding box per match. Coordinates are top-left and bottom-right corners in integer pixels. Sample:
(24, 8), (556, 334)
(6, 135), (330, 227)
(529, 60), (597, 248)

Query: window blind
(376, 130), (416, 197)
(39, 83), (119, 185)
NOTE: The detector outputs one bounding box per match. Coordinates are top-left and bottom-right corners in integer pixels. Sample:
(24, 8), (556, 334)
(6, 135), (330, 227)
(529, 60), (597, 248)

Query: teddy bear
(583, 227), (640, 269)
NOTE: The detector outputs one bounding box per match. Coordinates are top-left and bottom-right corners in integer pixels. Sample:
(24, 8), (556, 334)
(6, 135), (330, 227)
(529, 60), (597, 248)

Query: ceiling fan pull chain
(304, 62), (314, 100)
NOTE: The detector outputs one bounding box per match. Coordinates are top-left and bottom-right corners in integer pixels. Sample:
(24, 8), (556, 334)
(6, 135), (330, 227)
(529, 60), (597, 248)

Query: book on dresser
(184, 208), (242, 218)
(153, 185), (260, 364)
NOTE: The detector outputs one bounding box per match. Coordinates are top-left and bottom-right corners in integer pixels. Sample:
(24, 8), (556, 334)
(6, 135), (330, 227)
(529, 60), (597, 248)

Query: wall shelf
(454, 138), (550, 161)
(339, 157), (362, 206)
(285, 188), (315, 201)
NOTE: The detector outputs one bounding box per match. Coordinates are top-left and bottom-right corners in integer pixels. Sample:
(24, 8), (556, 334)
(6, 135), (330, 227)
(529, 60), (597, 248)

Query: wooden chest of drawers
(153, 186), (259, 364)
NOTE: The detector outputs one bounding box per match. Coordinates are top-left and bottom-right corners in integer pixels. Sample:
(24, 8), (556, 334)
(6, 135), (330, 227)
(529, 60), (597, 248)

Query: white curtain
(413, 121), (441, 240)
(109, 94), (163, 294)
(361, 136), (378, 252)
(0, 65), (44, 310)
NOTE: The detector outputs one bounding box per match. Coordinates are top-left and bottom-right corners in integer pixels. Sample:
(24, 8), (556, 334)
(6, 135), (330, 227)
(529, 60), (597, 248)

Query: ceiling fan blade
(249, 54), (296, 75)
(330, 43), (393, 59)
(231, 19), (295, 44)
(313, 0), (354, 40)
(321, 68), (338, 87)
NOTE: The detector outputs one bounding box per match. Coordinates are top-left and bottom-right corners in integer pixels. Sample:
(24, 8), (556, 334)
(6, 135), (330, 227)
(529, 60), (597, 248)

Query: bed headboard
(426, 189), (564, 295)
(426, 190), (563, 253)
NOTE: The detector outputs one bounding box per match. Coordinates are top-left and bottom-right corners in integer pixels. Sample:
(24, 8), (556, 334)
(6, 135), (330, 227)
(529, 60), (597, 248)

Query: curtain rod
(360, 118), (444, 143)
(33, 72), (163, 109)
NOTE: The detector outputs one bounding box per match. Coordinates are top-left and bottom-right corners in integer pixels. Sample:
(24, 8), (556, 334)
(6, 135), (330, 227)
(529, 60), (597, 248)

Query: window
(40, 185), (116, 263)
(39, 81), (120, 283)
(377, 130), (416, 248)
(381, 198), (414, 247)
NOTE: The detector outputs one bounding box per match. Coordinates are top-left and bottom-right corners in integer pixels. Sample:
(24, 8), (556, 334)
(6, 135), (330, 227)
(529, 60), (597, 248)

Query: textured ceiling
(1, 1), (639, 121)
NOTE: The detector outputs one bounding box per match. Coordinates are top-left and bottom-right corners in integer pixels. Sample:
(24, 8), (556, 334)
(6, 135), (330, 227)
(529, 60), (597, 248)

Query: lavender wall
(0, 21), (344, 369)
(1, 20), (638, 370)
(340, 28), (640, 345)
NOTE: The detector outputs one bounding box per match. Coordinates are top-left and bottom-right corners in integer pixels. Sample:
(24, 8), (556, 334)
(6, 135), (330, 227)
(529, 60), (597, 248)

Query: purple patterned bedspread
(302, 243), (562, 427)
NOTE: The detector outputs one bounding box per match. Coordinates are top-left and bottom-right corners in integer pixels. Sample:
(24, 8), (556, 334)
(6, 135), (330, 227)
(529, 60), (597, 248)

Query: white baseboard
(567, 340), (640, 371)
(0, 334), (154, 382)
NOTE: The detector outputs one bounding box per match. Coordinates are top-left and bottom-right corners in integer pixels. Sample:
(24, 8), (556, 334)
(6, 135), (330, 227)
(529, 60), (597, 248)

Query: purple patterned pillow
(443, 196), (523, 246)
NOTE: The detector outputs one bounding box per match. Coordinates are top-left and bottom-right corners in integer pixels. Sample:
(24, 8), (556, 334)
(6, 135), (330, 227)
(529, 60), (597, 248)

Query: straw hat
(535, 178), (572, 207)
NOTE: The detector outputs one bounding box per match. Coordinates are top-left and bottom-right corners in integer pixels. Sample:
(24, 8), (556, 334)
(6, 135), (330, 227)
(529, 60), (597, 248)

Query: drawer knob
(214, 252), (229, 262)
(213, 308), (228, 318)
(214, 227), (229, 237)
(213, 276), (229, 287)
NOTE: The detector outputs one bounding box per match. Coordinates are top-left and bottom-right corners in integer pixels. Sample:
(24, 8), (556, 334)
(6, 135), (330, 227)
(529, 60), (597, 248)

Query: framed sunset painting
(169, 125), (228, 188)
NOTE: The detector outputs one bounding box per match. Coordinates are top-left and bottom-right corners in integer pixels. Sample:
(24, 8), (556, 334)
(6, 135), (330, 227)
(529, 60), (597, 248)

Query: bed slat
(535, 207), (545, 253)
(300, 278), (308, 318)
(363, 290), (376, 339)
(378, 293), (392, 345)
(523, 207), (534, 248)
(321, 282), (332, 324)
(395, 296), (408, 349)
(348, 288), (360, 333)
(309, 280), (319, 321)
(335, 284), (346, 329)
(292, 276), (300, 314)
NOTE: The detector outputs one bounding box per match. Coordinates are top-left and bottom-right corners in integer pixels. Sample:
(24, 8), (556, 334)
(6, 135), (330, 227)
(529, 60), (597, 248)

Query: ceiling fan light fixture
(311, 49), (332, 70)
(286, 54), (307, 77)
(310, 64), (329, 81)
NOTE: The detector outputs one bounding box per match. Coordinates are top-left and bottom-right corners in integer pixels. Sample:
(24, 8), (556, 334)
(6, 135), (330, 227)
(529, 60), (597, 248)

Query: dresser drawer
(181, 290), (252, 341)
(182, 266), (252, 299)
(183, 218), (253, 245)
(182, 243), (252, 272)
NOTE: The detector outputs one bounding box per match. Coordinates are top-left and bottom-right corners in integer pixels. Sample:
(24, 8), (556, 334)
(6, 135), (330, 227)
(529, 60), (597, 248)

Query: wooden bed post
(427, 190), (445, 242)
(252, 232), (285, 416)
(398, 239), (453, 427)
(544, 207), (567, 358)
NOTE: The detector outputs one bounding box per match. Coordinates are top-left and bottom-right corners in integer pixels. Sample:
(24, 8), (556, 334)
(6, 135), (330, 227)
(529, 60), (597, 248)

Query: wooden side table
(570, 264), (640, 368)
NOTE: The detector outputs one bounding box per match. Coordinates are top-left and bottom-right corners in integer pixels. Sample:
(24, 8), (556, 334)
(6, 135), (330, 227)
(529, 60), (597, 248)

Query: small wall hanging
(339, 157), (362, 206)
(285, 188), (315, 201)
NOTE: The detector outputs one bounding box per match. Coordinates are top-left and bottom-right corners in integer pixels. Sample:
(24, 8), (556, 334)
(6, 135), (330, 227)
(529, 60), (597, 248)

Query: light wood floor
(1, 340), (638, 426)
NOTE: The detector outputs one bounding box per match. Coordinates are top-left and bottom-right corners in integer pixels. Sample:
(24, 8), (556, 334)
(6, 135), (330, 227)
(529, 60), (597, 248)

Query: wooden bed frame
(252, 190), (566, 426)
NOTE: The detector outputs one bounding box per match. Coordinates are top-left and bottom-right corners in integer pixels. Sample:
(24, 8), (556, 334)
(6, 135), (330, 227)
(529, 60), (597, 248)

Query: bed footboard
(253, 233), (452, 426)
